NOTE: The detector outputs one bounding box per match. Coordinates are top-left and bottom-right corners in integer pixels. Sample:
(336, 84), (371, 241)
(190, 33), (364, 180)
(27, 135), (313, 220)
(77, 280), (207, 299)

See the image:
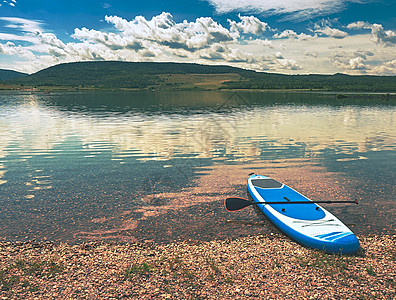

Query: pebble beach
(0, 234), (394, 299)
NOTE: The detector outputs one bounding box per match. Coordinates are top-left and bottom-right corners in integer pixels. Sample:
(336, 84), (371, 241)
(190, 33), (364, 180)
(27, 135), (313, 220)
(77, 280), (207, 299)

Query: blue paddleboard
(247, 174), (359, 254)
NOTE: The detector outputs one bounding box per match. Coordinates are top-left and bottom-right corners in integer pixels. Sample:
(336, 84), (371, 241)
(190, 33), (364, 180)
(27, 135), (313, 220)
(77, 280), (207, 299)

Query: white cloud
(37, 32), (67, 49)
(315, 26), (348, 39)
(228, 14), (269, 36)
(347, 21), (396, 46)
(274, 29), (298, 39)
(72, 27), (143, 50)
(330, 50), (368, 71)
(305, 50), (318, 57)
(349, 56), (366, 69)
(0, 17), (43, 34)
(0, 41), (36, 60)
(347, 21), (370, 30)
(369, 24), (396, 46)
(1, 13), (275, 72)
(277, 58), (301, 70)
(353, 50), (374, 59)
(1, 12), (396, 76)
(372, 59), (396, 75)
(104, 13), (234, 51)
(1, 0), (17, 7)
(273, 29), (316, 40)
(0, 32), (37, 43)
(205, 0), (370, 20)
(250, 38), (273, 48)
(275, 51), (283, 59)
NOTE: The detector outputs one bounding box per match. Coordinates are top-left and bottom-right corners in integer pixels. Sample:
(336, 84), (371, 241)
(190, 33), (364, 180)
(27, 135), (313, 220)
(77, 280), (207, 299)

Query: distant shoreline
(3, 61), (396, 93)
(1, 85), (396, 96)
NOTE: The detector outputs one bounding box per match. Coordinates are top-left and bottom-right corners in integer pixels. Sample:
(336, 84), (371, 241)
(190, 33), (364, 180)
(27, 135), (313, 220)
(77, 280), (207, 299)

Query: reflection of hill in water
(44, 90), (396, 114)
(0, 90), (395, 242)
(1, 91), (395, 164)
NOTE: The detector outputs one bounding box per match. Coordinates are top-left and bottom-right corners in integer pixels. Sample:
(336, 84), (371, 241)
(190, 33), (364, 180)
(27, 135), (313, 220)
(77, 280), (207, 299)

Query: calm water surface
(0, 90), (395, 243)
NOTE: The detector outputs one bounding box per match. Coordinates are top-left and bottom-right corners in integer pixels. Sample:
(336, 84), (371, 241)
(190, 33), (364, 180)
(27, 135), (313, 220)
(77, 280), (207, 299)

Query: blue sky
(1, 0), (396, 75)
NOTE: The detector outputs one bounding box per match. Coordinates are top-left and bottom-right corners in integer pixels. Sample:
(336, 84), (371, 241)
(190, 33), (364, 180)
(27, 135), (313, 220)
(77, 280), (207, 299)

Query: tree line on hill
(225, 72), (396, 92)
(0, 69), (28, 81)
(2, 61), (396, 92)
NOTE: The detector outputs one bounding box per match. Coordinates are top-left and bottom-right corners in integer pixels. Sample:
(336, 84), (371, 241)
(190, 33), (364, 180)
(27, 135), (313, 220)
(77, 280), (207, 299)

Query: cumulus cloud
(348, 57), (366, 69)
(347, 21), (370, 30)
(275, 52), (283, 59)
(331, 51), (368, 71)
(347, 21), (396, 46)
(277, 58), (301, 70)
(274, 30), (297, 39)
(73, 27), (143, 51)
(369, 24), (396, 46)
(1, 13), (284, 73)
(372, 59), (396, 75)
(2, 12), (395, 75)
(273, 29), (316, 40)
(312, 19), (348, 39)
(104, 13), (234, 51)
(228, 14), (269, 36)
(205, 0), (370, 20)
(37, 32), (67, 49)
(315, 26), (348, 39)
(0, 41), (36, 60)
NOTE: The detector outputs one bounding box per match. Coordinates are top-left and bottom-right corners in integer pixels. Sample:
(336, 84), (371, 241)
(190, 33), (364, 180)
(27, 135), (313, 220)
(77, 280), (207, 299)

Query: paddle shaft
(250, 199), (358, 205)
(224, 197), (358, 212)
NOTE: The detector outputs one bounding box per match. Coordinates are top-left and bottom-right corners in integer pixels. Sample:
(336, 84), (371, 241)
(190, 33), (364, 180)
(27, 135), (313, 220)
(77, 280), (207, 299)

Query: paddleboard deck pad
(247, 174), (359, 254)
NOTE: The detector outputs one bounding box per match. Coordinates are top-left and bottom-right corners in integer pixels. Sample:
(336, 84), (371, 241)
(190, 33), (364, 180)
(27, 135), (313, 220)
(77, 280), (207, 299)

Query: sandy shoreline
(0, 233), (394, 299)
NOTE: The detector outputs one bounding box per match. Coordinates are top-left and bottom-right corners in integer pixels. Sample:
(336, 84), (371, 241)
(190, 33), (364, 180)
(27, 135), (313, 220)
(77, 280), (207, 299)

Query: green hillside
(9, 61), (396, 92)
(0, 69), (28, 81)
(12, 61), (249, 89)
(228, 72), (396, 92)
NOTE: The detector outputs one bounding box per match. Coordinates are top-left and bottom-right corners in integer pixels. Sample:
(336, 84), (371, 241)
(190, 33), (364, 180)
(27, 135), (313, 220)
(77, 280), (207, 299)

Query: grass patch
(167, 256), (182, 272)
(225, 277), (234, 284)
(27, 261), (44, 275)
(124, 263), (154, 278)
(182, 268), (195, 280)
(0, 258), (64, 292)
(206, 258), (221, 275)
(205, 257), (233, 284)
(365, 264), (376, 276)
(47, 260), (64, 276)
(296, 250), (351, 275)
(159, 255), (199, 284)
(1, 274), (20, 291)
(14, 259), (27, 269)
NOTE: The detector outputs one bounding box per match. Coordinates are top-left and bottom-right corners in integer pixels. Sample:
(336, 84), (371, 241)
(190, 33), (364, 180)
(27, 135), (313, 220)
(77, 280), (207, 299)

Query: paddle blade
(225, 197), (253, 212)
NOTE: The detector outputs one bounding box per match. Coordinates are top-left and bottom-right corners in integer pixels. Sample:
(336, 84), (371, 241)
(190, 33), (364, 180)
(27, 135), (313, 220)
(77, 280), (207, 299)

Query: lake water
(0, 90), (395, 243)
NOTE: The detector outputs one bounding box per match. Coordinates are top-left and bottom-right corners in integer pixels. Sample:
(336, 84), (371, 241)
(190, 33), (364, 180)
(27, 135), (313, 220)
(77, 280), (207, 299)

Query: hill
(228, 72), (396, 92)
(9, 61), (396, 92)
(11, 61), (249, 89)
(0, 69), (28, 81)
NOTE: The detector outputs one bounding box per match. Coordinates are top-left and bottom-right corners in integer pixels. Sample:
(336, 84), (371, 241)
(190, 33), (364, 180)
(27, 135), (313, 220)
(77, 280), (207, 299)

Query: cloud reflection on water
(0, 91), (395, 242)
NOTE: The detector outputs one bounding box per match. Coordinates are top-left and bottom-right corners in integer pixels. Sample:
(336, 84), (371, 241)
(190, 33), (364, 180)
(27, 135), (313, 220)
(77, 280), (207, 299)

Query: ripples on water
(0, 91), (395, 243)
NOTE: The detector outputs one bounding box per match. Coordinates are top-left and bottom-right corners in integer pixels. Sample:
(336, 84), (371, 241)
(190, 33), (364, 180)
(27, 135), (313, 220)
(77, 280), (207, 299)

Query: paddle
(225, 197), (358, 212)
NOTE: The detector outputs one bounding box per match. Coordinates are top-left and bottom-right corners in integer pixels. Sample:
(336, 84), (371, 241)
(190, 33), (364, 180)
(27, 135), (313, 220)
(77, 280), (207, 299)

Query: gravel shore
(0, 234), (395, 299)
